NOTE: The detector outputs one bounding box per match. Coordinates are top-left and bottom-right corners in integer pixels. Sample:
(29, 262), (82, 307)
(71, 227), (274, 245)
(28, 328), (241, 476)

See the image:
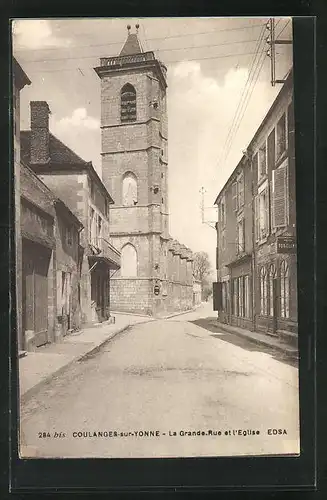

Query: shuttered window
(276, 113), (287, 159)
(232, 182), (237, 211)
(258, 141), (267, 181)
(255, 182), (269, 242)
(272, 161), (288, 229)
(237, 217), (245, 253)
(267, 128), (276, 170)
(252, 152), (259, 182)
(237, 172), (244, 208)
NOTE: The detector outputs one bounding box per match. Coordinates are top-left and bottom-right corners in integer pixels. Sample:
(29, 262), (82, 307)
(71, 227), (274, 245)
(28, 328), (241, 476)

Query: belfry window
(121, 83), (136, 123)
(122, 172), (138, 206)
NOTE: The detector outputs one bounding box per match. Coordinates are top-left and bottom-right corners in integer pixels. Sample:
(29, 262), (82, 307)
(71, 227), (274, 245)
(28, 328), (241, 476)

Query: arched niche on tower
(120, 83), (137, 123)
(121, 243), (138, 277)
(122, 171), (138, 206)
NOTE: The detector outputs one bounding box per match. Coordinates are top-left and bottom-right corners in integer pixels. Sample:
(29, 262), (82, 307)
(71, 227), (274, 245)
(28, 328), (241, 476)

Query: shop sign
(276, 236), (297, 254)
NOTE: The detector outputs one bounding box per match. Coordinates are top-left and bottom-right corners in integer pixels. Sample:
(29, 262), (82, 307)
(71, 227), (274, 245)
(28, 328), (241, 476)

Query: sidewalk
(19, 313), (155, 403)
(207, 319), (298, 359)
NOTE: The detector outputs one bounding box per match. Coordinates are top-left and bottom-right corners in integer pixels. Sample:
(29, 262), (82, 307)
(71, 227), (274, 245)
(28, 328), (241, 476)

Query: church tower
(94, 25), (170, 316)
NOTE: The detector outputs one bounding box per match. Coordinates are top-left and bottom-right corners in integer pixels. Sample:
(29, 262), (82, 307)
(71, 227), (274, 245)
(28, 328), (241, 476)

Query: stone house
(20, 162), (83, 350)
(214, 70), (297, 344)
(13, 57), (31, 351)
(21, 101), (121, 325)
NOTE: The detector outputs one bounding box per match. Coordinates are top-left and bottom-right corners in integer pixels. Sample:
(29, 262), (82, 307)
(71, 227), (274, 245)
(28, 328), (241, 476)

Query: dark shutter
(232, 182), (237, 211)
(272, 164), (287, 228)
(267, 128), (276, 171)
(213, 282), (222, 311)
(252, 152), (259, 183)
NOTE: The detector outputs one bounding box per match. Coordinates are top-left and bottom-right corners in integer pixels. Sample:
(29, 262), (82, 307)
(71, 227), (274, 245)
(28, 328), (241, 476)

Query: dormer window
(121, 83), (136, 123)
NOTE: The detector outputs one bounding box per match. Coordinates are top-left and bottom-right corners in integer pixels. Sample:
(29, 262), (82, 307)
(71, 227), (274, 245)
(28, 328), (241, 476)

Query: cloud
(12, 19), (71, 50)
(54, 108), (100, 131)
(50, 108), (101, 171)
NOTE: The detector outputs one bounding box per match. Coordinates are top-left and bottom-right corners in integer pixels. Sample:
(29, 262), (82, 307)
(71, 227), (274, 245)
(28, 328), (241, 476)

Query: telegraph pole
(199, 186), (217, 230)
(267, 18), (292, 87)
(199, 186), (206, 224)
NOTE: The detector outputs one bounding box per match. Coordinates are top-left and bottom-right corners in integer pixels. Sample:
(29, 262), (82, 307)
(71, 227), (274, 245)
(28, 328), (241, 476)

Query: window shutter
(255, 195), (259, 241)
(238, 175), (244, 207)
(242, 218), (245, 251)
(232, 182), (237, 211)
(252, 152), (258, 182)
(272, 164), (287, 228)
(264, 187), (269, 236)
(267, 129), (275, 171)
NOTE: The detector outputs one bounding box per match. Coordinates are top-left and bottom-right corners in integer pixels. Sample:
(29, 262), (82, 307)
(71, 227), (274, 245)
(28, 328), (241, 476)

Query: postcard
(12, 17), (299, 459)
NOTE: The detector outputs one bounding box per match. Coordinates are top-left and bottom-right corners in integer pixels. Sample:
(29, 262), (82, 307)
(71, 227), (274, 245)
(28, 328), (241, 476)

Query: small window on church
(121, 83), (136, 123)
(122, 172), (138, 206)
(121, 244), (137, 277)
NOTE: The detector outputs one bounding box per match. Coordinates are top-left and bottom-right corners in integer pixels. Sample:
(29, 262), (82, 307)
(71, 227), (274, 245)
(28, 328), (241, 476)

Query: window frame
(255, 180), (270, 243)
(120, 83), (137, 123)
(237, 216), (245, 254)
(258, 139), (267, 183)
(268, 263), (277, 317)
(66, 225), (73, 246)
(259, 266), (268, 316)
(280, 259), (290, 318)
(275, 111), (288, 161)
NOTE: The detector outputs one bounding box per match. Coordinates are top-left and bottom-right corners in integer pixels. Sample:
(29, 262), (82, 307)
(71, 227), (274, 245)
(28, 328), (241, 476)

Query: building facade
(214, 71), (297, 343)
(21, 101), (121, 326)
(13, 58), (31, 351)
(215, 155), (254, 331)
(94, 27), (194, 317)
(20, 163), (83, 350)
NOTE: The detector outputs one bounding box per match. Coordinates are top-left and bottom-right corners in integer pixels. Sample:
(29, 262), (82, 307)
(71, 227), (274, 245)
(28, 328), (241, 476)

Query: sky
(13, 17), (293, 272)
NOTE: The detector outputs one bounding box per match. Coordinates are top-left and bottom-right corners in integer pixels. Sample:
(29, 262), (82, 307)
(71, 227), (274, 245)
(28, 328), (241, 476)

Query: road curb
(20, 320), (153, 405)
(211, 321), (299, 360)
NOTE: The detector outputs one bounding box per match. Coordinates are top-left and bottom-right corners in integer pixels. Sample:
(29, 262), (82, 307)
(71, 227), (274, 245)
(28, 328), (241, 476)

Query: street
(20, 303), (300, 458)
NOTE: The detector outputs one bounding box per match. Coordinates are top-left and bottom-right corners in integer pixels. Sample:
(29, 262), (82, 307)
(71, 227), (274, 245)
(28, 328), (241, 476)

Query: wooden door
(22, 241), (50, 348)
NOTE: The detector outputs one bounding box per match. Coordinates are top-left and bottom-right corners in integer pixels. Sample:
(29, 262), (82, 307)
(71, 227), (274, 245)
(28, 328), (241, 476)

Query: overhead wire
(216, 22), (268, 169)
(15, 49), (270, 74)
(223, 50), (267, 165)
(276, 19), (292, 40)
(14, 22), (266, 53)
(18, 38), (261, 65)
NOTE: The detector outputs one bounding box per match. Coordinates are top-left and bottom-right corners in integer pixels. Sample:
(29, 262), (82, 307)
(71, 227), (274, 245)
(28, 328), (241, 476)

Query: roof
(21, 130), (114, 204)
(13, 58), (31, 90)
(119, 32), (143, 56)
(20, 161), (83, 228)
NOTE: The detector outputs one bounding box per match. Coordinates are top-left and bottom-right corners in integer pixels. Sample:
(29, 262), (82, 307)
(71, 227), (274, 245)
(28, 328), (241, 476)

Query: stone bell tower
(94, 24), (170, 316)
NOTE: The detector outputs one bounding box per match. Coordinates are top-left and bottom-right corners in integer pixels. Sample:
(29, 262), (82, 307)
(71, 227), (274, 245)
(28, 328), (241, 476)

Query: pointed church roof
(119, 25), (143, 56)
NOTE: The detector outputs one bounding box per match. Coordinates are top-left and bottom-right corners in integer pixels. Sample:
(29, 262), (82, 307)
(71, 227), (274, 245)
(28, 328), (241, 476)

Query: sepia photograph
(12, 17), (299, 459)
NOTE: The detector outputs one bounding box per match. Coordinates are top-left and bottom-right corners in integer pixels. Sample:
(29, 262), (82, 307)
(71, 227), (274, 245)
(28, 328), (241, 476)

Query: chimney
(30, 101), (51, 164)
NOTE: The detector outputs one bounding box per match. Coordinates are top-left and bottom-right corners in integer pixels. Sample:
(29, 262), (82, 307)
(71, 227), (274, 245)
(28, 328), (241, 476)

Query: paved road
(20, 304), (300, 458)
